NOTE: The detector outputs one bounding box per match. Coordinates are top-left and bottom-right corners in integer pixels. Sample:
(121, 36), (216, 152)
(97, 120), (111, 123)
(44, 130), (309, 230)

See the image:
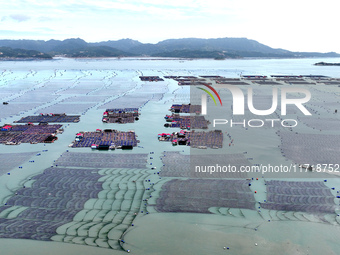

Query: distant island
(0, 37), (339, 59)
(314, 62), (340, 66)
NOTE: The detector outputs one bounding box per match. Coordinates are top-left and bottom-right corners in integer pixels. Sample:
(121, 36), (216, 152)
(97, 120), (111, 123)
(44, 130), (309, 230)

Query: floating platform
(164, 114), (209, 129)
(139, 76), (164, 82)
(15, 113), (80, 123)
(0, 123), (63, 144)
(164, 76), (209, 85)
(169, 104), (201, 114)
(158, 130), (223, 148)
(71, 130), (139, 149)
(102, 108), (140, 124)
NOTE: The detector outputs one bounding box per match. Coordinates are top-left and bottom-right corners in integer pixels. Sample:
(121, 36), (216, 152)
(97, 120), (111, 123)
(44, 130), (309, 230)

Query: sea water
(0, 57), (339, 255)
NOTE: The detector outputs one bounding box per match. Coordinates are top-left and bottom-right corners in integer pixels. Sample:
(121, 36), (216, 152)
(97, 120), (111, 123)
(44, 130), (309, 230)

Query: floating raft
(164, 114), (209, 129)
(156, 179), (255, 213)
(15, 113), (80, 123)
(71, 130), (139, 149)
(164, 76), (198, 79)
(215, 77), (250, 85)
(139, 76), (164, 82)
(0, 167), (104, 239)
(164, 75), (209, 85)
(54, 152), (148, 168)
(169, 104), (201, 114)
(261, 180), (337, 214)
(0, 123), (62, 144)
(0, 151), (150, 248)
(102, 108), (140, 124)
(159, 151), (250, 178)
(158, 130), (223, 148)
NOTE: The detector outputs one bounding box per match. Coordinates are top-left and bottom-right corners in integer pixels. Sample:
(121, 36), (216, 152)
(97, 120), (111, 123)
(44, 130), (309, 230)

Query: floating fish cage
(72, 130), (139, 150)
(0, 124), (63, 144)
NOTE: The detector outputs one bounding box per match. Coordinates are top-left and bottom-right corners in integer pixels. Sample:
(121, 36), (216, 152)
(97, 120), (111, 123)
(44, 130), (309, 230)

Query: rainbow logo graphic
(197, 84), (222, 106)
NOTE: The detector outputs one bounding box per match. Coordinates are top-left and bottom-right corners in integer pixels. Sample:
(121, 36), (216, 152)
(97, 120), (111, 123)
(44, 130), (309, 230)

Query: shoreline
(2, 56), (340, 62)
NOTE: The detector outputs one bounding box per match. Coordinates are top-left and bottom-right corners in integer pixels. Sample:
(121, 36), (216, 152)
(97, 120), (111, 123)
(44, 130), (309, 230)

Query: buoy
(255, 243), (258, 246)
(254, 191), (257, 193)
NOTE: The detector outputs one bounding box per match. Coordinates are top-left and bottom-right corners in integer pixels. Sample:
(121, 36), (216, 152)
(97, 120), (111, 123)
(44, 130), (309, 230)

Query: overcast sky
(0, 0), (339, 53)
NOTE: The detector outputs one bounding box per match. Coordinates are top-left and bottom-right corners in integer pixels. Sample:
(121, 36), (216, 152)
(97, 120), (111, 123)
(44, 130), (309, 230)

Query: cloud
(0, 29), (49, 37)
(48, 0), (200, 20)
(9, 14), (31, 22)
(38, 16), (56, 22)
(36, 27), (55, 32)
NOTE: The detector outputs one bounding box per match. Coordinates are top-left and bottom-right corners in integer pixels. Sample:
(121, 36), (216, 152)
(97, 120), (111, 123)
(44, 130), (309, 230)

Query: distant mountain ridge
(0, 37), (338, 59)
